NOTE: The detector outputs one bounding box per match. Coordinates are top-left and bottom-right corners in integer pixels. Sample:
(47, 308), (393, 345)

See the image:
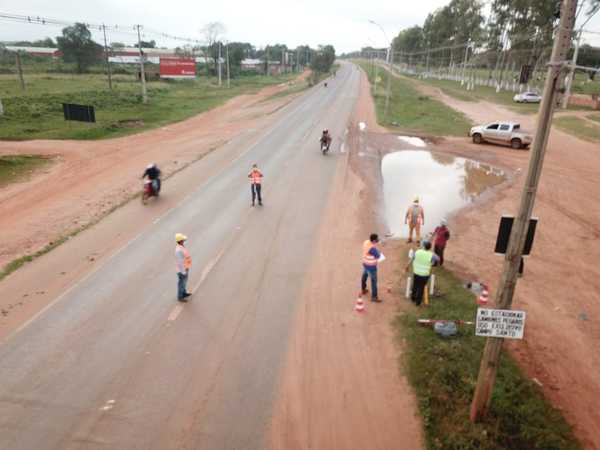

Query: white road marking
(167, 304), (184, 322)
(100, 399), (116, 411)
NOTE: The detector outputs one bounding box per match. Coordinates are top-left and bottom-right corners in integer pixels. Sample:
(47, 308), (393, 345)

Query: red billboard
(159, 57), (196, 79)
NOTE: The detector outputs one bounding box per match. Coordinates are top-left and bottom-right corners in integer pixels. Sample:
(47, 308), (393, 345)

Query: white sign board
(475, 308), (526, 339)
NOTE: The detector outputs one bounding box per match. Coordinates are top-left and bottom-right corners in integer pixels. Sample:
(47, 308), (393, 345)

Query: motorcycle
(320, 140), (331, 155)
(142, 179), (160, 204)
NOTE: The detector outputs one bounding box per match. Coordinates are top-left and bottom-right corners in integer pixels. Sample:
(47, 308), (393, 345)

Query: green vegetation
(554, 116), (600, 143)
(0, 155), (53, 188)
(358, 61), (472, 136)
(396, 267), (582, 450)
(0, 72), (297, 140)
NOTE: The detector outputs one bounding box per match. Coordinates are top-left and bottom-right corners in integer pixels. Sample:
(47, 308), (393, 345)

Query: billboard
(160, 57), (196, 79)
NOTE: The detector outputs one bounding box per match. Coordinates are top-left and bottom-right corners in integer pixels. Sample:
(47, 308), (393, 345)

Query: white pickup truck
(469, 122), (533, 149)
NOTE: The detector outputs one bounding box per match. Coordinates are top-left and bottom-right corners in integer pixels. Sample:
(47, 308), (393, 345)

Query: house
(4, 46), (62, 58)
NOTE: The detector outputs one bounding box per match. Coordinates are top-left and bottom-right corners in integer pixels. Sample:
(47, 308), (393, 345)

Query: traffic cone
(355, 293), (365, 313)
(477, 286), (489, 305)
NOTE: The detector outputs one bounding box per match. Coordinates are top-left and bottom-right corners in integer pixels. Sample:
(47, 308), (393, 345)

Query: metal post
(562, 29), (582, 109)
(102, 24), (113, 90)
(136, 25), (148, 104)
(470, 0), (578, 422)
(15, 52), (25, 91)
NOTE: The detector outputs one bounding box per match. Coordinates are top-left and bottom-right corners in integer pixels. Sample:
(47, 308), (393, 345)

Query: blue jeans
(177, 271), (189, 299)
(361, 267), (378, 299)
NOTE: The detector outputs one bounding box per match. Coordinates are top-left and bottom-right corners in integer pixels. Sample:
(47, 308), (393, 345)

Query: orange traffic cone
(477, 286), (489, 306)
(355, 293), (365, 313)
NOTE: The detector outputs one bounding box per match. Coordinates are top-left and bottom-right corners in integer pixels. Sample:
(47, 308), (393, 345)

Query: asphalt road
(0, 63), (360, 450)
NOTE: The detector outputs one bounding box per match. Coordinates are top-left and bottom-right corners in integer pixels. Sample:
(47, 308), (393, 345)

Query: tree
(56, 23), (102, 73)
(393, 26), (424, 53)
(200, 22), (226, 75)
(111, 42), (126, 49)
(310, 45), (336, 73)
(139, 40), (156, 48)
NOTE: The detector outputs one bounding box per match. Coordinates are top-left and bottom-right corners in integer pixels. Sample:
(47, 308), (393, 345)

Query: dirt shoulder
(265, 69), (424, 450)
(412, 80), (600, 450)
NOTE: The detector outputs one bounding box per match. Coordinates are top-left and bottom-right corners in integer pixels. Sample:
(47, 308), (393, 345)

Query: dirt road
(413, 85), (600, 450)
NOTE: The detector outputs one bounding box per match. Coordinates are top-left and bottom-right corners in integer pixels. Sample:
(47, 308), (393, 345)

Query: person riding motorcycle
(320, 129), (332, 151)
(142, 163), (161, 195)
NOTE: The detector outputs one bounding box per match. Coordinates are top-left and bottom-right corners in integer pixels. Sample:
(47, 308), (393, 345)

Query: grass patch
(586, 113), (600, 124)
(554, 116), (600, 143)
(0, 155), (53, 188)
(356, 61), (472, 136)
(0, 72), (297, 141)
(396, 267), (582, 450)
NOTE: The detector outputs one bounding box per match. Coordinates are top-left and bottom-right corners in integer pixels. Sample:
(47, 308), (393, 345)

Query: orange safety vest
(362, 240), (378, 267)
(249, 169), (262, 184)
(176, 244), (192, 271)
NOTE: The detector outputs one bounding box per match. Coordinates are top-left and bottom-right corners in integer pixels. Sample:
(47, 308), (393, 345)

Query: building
(4, 46), (62, 58)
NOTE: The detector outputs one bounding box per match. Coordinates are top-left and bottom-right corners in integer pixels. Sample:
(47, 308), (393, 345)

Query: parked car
(469, 122), (533, 149)
(513, 91), (542, 103)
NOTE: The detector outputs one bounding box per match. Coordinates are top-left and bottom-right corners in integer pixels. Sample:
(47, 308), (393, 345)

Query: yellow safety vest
(413, 249), (433, 276)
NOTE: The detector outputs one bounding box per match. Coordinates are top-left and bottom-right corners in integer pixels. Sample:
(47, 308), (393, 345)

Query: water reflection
(382, 150), (505, 237)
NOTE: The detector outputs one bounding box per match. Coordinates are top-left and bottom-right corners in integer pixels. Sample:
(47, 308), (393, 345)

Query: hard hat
(175, 233), (187, 242)
(147, 163), (156, 169)
(413, 196), (419, 203)
(441, 218), (447, 226)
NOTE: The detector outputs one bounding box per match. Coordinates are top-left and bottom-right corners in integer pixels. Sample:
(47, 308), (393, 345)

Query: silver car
(513, 92), (542, 103)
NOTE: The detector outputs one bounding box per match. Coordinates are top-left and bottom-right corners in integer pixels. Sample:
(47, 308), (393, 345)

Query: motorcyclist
(142, 163), (161, 195)
(320, 129), (332, 151)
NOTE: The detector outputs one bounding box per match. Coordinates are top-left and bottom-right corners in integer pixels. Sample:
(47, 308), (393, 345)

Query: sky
(1, 0), (600, 54)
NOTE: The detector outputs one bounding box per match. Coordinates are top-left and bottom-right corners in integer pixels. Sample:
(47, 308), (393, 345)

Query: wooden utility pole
(102, 24), (113, 90)
(470, 0), (578, 422)
(136, 25), (148, 104)
(15, 51), (25, 91)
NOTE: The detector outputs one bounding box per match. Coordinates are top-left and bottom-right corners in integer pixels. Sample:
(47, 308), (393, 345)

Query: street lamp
(369, 19), (393, 123)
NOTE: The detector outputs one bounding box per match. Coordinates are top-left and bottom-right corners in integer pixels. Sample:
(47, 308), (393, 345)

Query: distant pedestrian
(432, 219), (451, 266)
(405, 240), (439, 306)
(175, 233), (192, 302)
(405, 197), (424, 244)
(248, 164), (263, 206)
(361, 233), (383, 302)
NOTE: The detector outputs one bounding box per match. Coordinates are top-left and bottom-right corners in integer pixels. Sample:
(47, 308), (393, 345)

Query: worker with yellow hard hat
(405, 196), (425, 245)
(175, 233), (192, 302)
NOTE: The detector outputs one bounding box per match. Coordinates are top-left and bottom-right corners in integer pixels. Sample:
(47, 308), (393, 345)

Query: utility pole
(384, 45), (393, 123)
(102, 24), (113, 90)
(136, 25), (148, 104)
(0, 98), (4, 116)
(461, 42), (470, 86)
(15, 51), (25, 91)
(562, 29), (582, 108)
(266, 46), (270, 76)
(470, 0), (578, 422)
(218, 42), (222, 86)
(226, 42), (230, 88)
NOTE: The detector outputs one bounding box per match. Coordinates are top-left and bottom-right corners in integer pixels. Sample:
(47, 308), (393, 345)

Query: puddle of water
(382, 150), (505, 238)
(397, 136), (427, 148)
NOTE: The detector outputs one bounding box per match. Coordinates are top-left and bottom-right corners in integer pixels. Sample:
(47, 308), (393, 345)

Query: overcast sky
(2, 0), (600, 53)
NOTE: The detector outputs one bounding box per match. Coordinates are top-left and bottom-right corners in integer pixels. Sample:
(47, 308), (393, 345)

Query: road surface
(0, 64), (360, 450)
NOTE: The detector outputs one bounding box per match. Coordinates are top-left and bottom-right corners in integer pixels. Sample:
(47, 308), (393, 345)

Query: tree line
(5, 22), (336, 76)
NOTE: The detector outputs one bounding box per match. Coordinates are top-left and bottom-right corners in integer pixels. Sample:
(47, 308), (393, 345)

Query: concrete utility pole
(0, 98), (4, 116)
(218, 42), (222, 86)
(102, 24), (113, 90)
(15, 51), (25, 91)
(384, 46), (393, 122)
(562, 29), (582, 108)
(226, 43), (230, 88)
(470, 0), (578, 422)
(461, 42), (470, 86)
(136, 25), (148, 104)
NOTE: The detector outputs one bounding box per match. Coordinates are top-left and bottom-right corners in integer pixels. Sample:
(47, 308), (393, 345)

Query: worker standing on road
(175, 233), (192, 302)
(405, 197), (425, 244)
(248, 164), (263, 207)
(432, 219), (451, 266)
(361, 233), (383, 302)
(405, 240), (439, 306)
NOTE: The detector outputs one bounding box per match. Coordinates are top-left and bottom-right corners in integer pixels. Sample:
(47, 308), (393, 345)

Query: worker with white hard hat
(175, 233), (192, 302)
(405, 196), (425, 244)
(432, 218), (451, 266)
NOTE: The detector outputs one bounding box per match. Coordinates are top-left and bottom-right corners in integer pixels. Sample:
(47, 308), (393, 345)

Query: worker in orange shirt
(175, 233), (192, 302)
(405, 197), (425, 244)
(248, 163), (263, 206)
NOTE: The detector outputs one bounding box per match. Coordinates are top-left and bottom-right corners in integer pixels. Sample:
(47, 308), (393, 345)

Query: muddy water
(382, 150), (505, 238)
